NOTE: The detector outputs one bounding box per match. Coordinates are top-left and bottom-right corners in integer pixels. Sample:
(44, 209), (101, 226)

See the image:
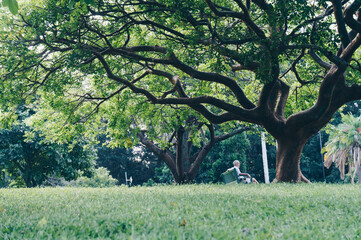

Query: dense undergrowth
(1, 184), (361, 239)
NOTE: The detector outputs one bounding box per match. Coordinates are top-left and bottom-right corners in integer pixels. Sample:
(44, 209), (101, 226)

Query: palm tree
(324, 114), (361, 183)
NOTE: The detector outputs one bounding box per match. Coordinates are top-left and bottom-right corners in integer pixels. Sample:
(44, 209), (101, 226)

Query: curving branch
(204, 0), (243, 18)
(155, 96), (258, 123)
(344, 2), (361, 32)
(286, 44), (345, 68)
(188, 125), (253, 179)
(340, 32), (361, 62)
(167, 53), (256, 109)
(100, 45), (257, 110)
(275, 80), (290, 118)
(309, 49), (332, 70)
(147, 69), (188, 98)
(92, 48), (257, 125)
(205, 0), (267, 40)
(291, 50), (313, 86)
(138, 131), (178, 178)
(332, 0), (351, 48)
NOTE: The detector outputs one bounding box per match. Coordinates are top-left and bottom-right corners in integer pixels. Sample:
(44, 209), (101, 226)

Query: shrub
(69, 167), (118, 187)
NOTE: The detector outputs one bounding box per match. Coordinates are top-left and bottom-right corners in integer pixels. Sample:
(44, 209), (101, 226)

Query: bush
(41, 176), (70, 187)
(69, 167), (118, 187)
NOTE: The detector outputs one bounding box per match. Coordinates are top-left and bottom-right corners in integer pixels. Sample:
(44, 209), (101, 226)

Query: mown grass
(1, 184), (361, 239)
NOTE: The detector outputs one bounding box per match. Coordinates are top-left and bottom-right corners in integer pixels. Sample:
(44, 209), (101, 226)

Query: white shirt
(228, 166), (251, 183)
(227, 166), (241, 175)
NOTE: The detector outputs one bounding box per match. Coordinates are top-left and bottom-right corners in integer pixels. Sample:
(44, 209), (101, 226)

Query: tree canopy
(1, 0), (361, 182)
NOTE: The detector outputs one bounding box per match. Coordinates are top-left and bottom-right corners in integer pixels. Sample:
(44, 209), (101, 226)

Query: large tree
(2, 0), (361, 182)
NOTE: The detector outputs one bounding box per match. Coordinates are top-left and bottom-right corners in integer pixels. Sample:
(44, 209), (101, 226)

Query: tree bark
(23, 174), (34, 188)
(273, 139), (309, 183)
(176, 127), (186, 182)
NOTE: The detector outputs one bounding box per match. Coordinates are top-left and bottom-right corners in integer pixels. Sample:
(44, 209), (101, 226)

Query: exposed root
(270, 173), (311, 184)
(271, 178), (279, 183)
(300, 172), (311, 183)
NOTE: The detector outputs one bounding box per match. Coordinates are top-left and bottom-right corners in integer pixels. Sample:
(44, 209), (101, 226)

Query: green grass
(1, 184), (361, 239)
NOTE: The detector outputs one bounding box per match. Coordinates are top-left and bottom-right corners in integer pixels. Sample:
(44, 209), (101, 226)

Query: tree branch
(138, 132), (177, 177)
(344, 2), (361, 33)
(332, 0), (351, 48)
(204, 0), (267, 39)
(188, 125), (252, 179)
(275, 80), (290, 118)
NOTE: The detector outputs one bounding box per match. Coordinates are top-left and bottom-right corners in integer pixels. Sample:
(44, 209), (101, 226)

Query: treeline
(1, 101), (360, 187)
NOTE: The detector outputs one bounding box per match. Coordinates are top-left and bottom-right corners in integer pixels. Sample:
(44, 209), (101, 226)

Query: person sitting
(226, 160), (259, 184)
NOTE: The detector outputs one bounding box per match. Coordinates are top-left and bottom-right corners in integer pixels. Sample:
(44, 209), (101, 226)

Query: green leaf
(68, 0), (75, 9)
(8, 0), (18, 15)
(84, 0), (95, 5)
(2, 0), (9, 7)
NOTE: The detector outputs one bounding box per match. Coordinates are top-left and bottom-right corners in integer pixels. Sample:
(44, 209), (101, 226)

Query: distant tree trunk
(13, 161), (36, 187)
(23, 174), (35, 188)
(357, 167), (361, 184)
(175, 126), (187, 182)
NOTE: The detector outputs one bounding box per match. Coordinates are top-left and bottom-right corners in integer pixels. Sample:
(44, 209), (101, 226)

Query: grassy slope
(0, 184), (361, 239)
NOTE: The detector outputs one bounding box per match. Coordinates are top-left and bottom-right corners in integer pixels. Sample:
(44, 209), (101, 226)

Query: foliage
(153, 164), (174, 184)
(323, 113), (361, 183)
(0, 171), (26, 188)
(69, 167), (118, 187)
(245, 133), (277, 183)
(300, 132), (327, 182)
(1, 184), (361, 239)
(0, 105), (96, 187)
(96, 137), (160, 186)
(330, 100), (361, 126)
(197, 131), (251, 183)
(300, 100), (361, 183)
(1, 0), (18, 15)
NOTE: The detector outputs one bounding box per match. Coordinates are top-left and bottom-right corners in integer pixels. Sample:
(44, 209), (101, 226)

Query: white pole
(261, 132), (270, 184)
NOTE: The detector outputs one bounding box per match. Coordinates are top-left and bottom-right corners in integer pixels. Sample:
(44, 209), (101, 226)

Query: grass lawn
(1, 184), (361, 239)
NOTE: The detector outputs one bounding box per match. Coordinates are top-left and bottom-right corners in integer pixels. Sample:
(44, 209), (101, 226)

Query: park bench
(221, 168), (252, 184)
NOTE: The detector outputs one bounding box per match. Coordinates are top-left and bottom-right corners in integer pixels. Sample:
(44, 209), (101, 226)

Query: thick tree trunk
(273, 139), (310, 183)
(23, 174), (34, 188)
(175, 127), (188, 183)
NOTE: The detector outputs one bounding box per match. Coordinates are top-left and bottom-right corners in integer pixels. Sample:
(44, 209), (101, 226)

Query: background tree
(324, 113), (361, 184)
(138, 117), (252, 183)
(96, 134), (160, 185)
(0, 106), (96, 187)
(2, 0), (361, 182)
